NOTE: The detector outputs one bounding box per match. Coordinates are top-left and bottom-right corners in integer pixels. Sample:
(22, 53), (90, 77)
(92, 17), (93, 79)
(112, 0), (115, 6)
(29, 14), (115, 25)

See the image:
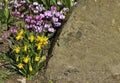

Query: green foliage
(0, 0), (13, 28)
(0, 70), (14, 83)
(49, 80), (54, 83)
(28, 0), (77, 9)
(7, 28), (49, 78)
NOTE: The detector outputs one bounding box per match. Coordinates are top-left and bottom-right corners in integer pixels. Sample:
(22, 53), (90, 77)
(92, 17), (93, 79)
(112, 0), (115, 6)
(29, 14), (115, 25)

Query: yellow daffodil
(36, 36), (48, 45)
(40, 56), (46, 62)
(28, 35), (35, 42)
(17, 63), (23, 69)
(19, 29), (24, 35)
(36, 44), (42, 50)
(23, 45), (27, 52)
(14, 47), (20, 53)
(16, 35), (23, 40)
(35, 56), (40, 62)
(5, 0), (8, 2)
(29, 65), (33, 72)
(23, 57), (30, 63)
(15, 29), (24, 40)
(41, 36), (48, 45)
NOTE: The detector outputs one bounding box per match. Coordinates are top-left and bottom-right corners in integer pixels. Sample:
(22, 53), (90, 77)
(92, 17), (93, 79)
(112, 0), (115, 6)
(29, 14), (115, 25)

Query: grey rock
(46, 0), (120, 83)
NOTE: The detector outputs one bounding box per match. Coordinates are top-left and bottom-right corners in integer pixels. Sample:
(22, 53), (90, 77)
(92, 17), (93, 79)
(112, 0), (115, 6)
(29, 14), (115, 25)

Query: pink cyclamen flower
(59, 14), (65, 20)
(52, 17), (58, 22)
(55, 12), (61, 17)
(51, 6), (56, 11)
(57, 1), (62, 5)
(44, 11), (53, 18)
(63, 8), (69, 12)
(33, 2), (38, 6)
(54, 22), (61, 27)
(44, 23), (51, 29)
(48, 28), (55, 33)
(25, 18), (31, 22)
(0, 3), (4, 7)
(35, 26), (42, 33)
(1, 34), (9, 39)
(14, 2), (21, 8)
(31, 20), (36, 24)
(10, 29), (18, 33)
(20, 14), (24, 18)
(25, 24), (30, 29)
(27, 16), (32, 19)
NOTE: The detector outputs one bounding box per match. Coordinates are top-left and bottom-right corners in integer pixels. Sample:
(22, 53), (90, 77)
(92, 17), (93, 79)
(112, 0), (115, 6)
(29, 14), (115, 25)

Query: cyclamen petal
(1, 34), (9, 39)
(36, 14), (44, 20)
(10, 29), (18, 33)
(57, 1), (62, 5)
(14, 2), (21, 8)
(51, 6), (56, 11)
(55, 12), (61, 17)
(20, 0), (26, 4)
(29, 24), (33, 28)
(48, 28), (55, 32)
(37, 20), (43, 25)
(59, 14), (65, 20)
(25, 18), (30, 22)
(44, 11), (53, 18)
(39, 14), (45, 18)
(0, 3), (4, 7)
(54, 22), (61, 27)
(31, 20), (36, 24)
(11, 11), (16, 15)
(63, 8), (69, 12)
(52, 17), (58, 22)
(20, 14), (24, 18)
(25, 24), (30, 29)
(35, 26), (42, 33)
(16, 12), (21, 15)
(27, 16), (32, 19)
(33, 2), (38, 6)
(33, 10), (39, 13)
(44, 24), (51, 29)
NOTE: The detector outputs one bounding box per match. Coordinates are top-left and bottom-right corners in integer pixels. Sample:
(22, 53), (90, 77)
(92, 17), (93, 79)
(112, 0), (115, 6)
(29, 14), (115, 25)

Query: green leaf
(47, 33), (54, 38)
(41, 0), (48, 8)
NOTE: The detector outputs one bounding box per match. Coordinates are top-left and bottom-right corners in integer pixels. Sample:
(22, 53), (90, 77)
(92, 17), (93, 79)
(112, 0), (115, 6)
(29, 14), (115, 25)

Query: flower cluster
(0, 0), (77, 78)
(25, 5), (66, 33)
(10, 28), (48, 78)
(11, 2), (67, 34)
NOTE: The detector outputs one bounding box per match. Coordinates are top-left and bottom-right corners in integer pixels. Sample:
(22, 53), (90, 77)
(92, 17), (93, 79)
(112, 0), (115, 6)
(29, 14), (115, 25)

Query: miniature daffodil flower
(28, 35), (35, 42)
(14, 47), (20, 53)
(29, 65), (33, 72)
(23, 45), (27, 52)
(16, 35), (23, 40)
(36, 36), (48, 45)
(19, 29), (24, 35)
(36, 44), (42, 50)
(23, 57), (30, 63)
(35, 56), (40, 62)
(40, 56), (46, 62)
(17, 63), (23, 69)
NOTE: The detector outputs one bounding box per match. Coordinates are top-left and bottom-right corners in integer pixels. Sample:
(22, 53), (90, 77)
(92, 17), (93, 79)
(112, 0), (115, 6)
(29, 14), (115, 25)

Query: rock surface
(46, 0), (120, 83)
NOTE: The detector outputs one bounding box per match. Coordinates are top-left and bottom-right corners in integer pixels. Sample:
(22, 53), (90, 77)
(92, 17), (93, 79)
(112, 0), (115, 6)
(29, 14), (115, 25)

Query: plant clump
(0, 0), (77, 78)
